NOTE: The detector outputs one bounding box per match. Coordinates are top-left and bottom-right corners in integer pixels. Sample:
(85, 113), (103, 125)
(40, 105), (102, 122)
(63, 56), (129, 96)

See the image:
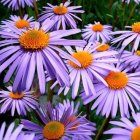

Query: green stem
(33, 0), (39, 20)
(125, 4), (137, 26)
(95, 116), (111, 140)
(17, 0), (23, 18)
(47, 80), (54, 102)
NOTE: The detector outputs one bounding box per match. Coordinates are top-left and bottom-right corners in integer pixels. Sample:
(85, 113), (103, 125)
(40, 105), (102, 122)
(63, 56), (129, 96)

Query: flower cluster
(0, 0), (140, 140)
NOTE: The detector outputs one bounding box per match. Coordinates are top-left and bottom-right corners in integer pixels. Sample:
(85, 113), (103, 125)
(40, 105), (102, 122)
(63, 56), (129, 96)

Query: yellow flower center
(92, 23), (103, 32)
(132, 22), (140, 33)
(9, 92), (24, 99)
(105, 71), (128, 90)
(131, 126), (140, 140)
(68, 51), (93, 69)
(19, 29), (50, 50)
(53, 6), (68, 15)
(96, 44), (110, 52)
(15, 19), (30, 29)
(135, 50), (140, 56)
(43, 121), (65, 140)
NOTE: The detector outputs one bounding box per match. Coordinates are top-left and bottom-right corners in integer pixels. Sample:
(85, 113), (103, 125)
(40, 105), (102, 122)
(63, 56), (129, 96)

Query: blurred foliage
(0, 0), (139, 139)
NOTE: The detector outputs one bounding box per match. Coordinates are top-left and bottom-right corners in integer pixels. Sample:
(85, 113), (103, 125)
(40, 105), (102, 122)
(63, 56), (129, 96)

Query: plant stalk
(17, 0), (23, 18)
(95, 116), (111, 140)
(47, 80), (54, 102)
(33, 0), (39, 19)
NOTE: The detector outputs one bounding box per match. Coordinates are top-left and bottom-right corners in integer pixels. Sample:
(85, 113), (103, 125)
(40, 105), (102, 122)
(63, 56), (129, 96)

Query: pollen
(135, 50), (140, 56)
(131, 126), (140, 140)
(96, 43), (110, 52)
(92, 23), (104, 32)
(43, 121), (65, 140)
(19, 29), (49, 50)
(105, 71), (128, 90)
(53, 6), (68, 15)
(15, 19), (30, 29)
(132, 22), (140, 33)
(68, 51), (93, 69)
(9, 92), (24, 99)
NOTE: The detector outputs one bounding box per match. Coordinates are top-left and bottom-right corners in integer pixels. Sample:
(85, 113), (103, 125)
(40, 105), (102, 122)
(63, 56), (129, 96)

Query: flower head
(82, 22), (112, 43)
(0, 0), (34, 10)
(0, 86), (39, 116)
(39, 1), (84, 30)
(121, 50), (140, 71)
(51, 42), (118, 98)
(0, 122), (34, 140)
(104, 113), (140, 140)
(0, 20), (86, 93)
(0, 15), (35, 32)
(82, 64), (140, 118)
(112, 22), (140, 52)
(122, 0), (140, 4)
(22, 102), (95, 140)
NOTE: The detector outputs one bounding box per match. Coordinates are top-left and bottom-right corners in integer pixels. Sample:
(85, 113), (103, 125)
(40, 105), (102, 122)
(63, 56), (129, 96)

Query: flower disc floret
(92, 23), (103, 32)
(53, 6), (68, 15)
(43, 121), (65, 140)
(68, 51), (93, 69)
(132, 22), (140, 33)
(105, 71), (128, 89)
(15, 19), (30, 29)
(19, 29), (50, 50)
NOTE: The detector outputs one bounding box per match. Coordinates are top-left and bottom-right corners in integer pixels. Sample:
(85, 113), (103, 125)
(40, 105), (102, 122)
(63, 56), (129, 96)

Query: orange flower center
(15, 19), (30, 29)
(96, 44), (110, 52)
(132, 22), (140, 33)
(9, 92), (24, 99)
(19, 29), (49, 50)
(68, 51), (93, 69)
(105, 71), (128, 89)
(53, 6), (68, 15)
(131, 126), (140, 140)
(43, 121), (65, 140)
(135, 50), (140, 56)
(92, 23), (103, 32)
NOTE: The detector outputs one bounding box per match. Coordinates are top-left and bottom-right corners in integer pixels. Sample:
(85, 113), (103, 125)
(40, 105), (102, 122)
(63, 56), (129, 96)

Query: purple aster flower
(39, 1), (84, 30)
(112, 22), (140, 52)
(104, 113), (140, 140)
(56, 99), (96, 139)
(122, 0), (140, 4)
(121, 50), (140, 71)
(82, 21), (112, 43)
(0, 20), (86, 93)
(82, 64), (140, 118)
(0, 15), (35, 32)
(0, 0), (34, 10)
(22, 102), (95, 140)
(51, 42), (118, 98)
(0, 122), (34, 140)
(0, 86), (39, 116)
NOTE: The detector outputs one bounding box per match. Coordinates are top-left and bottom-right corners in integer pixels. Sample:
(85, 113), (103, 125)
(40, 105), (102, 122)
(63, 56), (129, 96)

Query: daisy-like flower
(39, 1), (84, 30)
(0, 20), (86, 93)
(104, 113), (140, 140)
(22, 103), (95, 140)
(122, 0), (140, 4)
(121, 50), (140, 71)
(112, 22), (140, 52)
(82, 22), (112, 43)
(51, 42), (118, 98)
(0, 0), (34, 10)
(82, 64), (140, 118)
(0, 86), (38, 116)
(0, 122), (34, 140)
(56, 99), (96, 139)
(0, 15), (35, 32)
